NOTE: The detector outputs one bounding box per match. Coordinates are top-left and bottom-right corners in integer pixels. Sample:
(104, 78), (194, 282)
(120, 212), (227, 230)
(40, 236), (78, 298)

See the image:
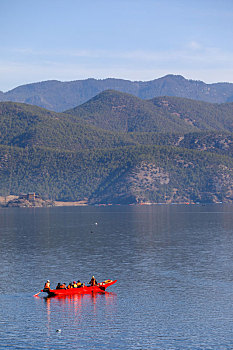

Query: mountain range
(1, 87), (233, 204)
(1, 74), (233, 112)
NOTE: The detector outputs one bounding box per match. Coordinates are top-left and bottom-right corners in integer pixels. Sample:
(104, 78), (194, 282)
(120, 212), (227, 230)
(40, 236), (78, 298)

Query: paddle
(33, 290), (42, 297)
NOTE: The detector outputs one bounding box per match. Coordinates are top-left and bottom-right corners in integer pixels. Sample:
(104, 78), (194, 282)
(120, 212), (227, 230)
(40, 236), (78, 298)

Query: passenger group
(43, 276), (97, 291)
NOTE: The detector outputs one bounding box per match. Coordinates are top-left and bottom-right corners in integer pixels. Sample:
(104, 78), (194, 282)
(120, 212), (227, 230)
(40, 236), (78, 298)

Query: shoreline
(0, 195), (227, 208)
(0, 196), (88, 208)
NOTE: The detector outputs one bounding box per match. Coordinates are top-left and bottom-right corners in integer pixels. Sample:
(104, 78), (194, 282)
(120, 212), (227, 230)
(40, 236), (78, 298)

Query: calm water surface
(1, 205), (233, 349)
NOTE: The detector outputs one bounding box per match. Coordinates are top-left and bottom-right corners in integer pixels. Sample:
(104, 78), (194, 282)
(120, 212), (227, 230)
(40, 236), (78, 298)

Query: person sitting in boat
(43, 280), (50, 291)
(67, 282), (73, 289)
(56, 283), (61, 289)
(60, 283), (66, 289)
(72, 281), (77, 288)
(89, 276), (97, 286)
(77, 280), (82, 287)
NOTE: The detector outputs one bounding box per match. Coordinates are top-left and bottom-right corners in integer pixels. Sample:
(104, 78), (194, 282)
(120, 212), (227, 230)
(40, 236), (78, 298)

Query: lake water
(1, 205), (233, 349)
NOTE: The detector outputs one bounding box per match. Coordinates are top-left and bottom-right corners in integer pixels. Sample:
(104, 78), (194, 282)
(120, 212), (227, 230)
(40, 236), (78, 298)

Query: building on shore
(19, 193), (41, 201)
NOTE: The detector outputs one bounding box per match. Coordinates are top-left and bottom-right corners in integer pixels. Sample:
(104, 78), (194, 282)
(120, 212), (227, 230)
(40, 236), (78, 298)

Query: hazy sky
(1, 0), (233, 91)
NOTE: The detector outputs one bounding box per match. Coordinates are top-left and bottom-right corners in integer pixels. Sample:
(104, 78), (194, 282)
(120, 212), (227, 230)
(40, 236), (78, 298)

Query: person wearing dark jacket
(89, 276), (97, 286)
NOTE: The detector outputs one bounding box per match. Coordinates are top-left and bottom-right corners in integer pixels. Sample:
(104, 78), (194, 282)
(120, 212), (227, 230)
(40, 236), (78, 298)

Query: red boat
(41, 279), (117, 297)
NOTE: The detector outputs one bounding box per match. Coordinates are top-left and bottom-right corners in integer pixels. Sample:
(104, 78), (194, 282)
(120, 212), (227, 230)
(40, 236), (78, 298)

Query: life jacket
(73, 283), (77, 288)
(44, 282), (50, 289)
(60, 284), (66, 289)
(77, 282), (82, 287)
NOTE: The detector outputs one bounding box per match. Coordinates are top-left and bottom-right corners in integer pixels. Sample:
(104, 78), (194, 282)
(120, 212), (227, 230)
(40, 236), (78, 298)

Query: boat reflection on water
(40, 290), (118, 345)
(43, 291), (117, 335)
(44, 291), (117, 308)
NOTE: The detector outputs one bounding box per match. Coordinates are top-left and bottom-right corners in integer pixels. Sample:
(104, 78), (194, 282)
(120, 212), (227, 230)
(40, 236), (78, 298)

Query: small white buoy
(95, 222), (98, 225)
(56, 329), (61, 333)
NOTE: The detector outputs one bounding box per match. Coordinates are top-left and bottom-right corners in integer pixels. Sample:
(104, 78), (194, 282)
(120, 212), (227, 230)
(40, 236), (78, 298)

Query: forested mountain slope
(1, 96), (233, 204)
(1, 144), (233, 204)
(66, 90), (198, 133)
(0, 102), (135, 150)
(66, 91), (233, 133)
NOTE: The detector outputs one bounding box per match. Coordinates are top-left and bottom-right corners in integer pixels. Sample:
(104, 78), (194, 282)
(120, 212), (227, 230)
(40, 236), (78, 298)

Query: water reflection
(2, 205), (233, 349)
(43, 291), (117, 311)
(39, 291), (117, 347)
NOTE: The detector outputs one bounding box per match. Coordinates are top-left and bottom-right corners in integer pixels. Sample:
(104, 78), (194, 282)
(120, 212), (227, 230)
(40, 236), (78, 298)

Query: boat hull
(43, 280), (117, 297)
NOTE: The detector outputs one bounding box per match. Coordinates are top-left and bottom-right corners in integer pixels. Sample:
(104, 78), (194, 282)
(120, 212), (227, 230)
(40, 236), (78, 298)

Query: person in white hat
(43, 280), (50, 291)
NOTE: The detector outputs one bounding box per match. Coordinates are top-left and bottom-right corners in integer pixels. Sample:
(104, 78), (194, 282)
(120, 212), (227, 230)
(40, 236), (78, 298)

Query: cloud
(188, 41), (202, 51)
(5, 44), (233, 66)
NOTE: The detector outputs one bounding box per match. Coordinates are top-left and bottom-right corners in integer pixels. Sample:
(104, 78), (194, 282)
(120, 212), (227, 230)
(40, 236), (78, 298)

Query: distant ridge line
(0, 74), (233, 112)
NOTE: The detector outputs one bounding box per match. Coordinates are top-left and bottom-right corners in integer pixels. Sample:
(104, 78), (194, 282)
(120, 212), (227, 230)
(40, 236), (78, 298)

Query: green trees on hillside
(1, 97), (233, 203)
(0, 143), (233, 203)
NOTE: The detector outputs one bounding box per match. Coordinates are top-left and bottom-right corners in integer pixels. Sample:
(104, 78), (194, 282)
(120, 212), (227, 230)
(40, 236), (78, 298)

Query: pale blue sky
(0, 0), (233, 91)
